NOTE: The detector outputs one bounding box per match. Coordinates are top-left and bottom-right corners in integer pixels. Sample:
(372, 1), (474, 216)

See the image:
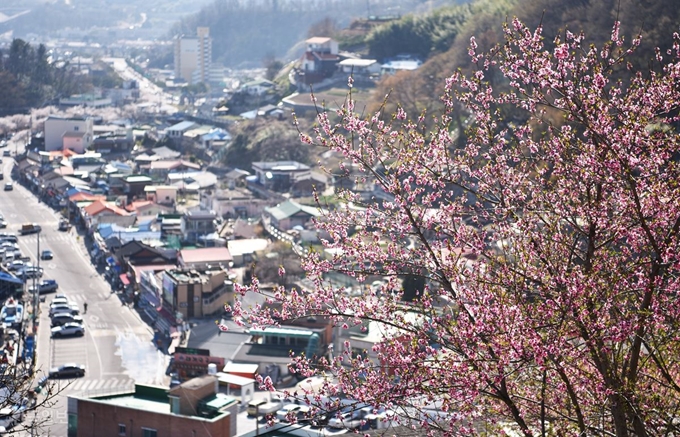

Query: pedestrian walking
(83, 302), (88, 314)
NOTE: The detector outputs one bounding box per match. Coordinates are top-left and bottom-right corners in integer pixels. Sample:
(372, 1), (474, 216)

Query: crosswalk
(17, 232), (73, 244)
(52, 376), (135, 394)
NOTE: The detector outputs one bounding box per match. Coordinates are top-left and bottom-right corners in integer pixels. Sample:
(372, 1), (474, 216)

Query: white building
(44, 115), (94, 152)
(174, 27), (212, 84)
(338, 58), (381, 75)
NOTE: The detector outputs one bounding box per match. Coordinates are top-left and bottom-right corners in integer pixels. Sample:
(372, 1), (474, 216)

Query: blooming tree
(236, 20), (680, 436)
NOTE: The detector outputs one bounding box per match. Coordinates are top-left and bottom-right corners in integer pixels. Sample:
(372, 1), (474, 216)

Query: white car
(327, 407), (374, 430)
(49, 303), (79, 317)
(50, 297), (71, 308)
(0, 407), (19, 432)
(275, 404), (302, 422)
(51, 323), (85, 338)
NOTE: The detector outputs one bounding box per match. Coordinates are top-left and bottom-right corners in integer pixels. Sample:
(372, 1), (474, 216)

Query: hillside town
(0, 27), (431, 437)
(2, 0), (680, 434)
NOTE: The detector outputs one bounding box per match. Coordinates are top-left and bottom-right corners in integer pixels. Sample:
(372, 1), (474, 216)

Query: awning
(119, 274), (130, 285)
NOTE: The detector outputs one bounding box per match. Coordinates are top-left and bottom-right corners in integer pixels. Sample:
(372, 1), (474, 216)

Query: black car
(48, 363), (85, 379)
(50, 314), (83, 327)
(40, 250), (54, 260)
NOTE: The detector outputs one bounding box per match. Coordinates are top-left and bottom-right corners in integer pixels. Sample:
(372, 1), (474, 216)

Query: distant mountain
(172, 0), (466, 68)
(0, 0), (214, 42)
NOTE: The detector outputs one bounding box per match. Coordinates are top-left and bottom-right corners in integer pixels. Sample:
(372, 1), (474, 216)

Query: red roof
(83, 199), (130, 217)
(69, 192), (106, 202)
(125, 200), (154, 212)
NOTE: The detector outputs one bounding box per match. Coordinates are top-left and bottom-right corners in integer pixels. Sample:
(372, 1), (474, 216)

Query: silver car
(51, 323), (85, 338)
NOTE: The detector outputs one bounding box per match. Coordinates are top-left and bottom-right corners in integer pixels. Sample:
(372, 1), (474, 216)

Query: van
(247, 399), (268, 416)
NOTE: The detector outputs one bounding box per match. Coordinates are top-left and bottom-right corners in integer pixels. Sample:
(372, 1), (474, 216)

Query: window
(118, 423), (126, 436)
(169, 396), (180, 414)
(74, 126), (79, 131)
(142, 428), (157, 437)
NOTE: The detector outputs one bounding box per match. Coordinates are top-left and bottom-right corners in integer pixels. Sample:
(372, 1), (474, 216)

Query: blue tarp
(0, 271), (23, 285)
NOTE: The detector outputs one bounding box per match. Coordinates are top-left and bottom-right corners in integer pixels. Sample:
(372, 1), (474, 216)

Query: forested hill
(0, 40), (87, 116)
(363, 0), (680, 118)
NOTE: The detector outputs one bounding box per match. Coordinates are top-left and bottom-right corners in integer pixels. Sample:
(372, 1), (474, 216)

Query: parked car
(17, 266), (43, 280)
(48, 363), (85, 378)
(58, 220), (71, 232)
(49, 304), (79, 317)
(28, 280), (58, 295)
(49, 297), (71, 307)
(0, 221), (6, 229)
(50, 314), (83, 327)
(4, 261), (25, 272)
(51, 323), (85, 338)
(0, 407), (20, 432)
(0, 235), (17, 243)
(40, 250), (53, 260)
(276, 404), (303, 423)
(327, 406), (374, 430)
(247, 397), (284, 417)
(3, 183), (12, 191)
(0, 242), (17, 250)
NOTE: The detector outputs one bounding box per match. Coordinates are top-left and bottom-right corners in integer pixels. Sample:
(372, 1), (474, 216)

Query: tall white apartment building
(174, 27), (212, 84)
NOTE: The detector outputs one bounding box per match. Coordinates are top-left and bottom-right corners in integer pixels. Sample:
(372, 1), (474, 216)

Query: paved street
(1, 155), (170, 436)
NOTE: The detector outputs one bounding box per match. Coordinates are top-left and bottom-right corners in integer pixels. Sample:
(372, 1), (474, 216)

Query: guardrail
(262, 218), (309, 257)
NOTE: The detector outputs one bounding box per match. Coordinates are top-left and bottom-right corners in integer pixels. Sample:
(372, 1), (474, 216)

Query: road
(1, 155), (169, 436)
(103, 57), (178, 114)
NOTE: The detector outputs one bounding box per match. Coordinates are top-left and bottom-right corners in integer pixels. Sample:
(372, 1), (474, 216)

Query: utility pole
(32, 230), (40, 333)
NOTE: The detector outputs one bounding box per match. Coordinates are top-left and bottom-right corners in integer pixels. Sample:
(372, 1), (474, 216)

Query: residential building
(227, 238), (269, 267)
(208, 187), (268, 219)
(177, 247), (233, 271)
(301, 37), (340, 75)
(251, 161), (311, 192)
(338, 58), (381, 75)
(148, 160), (200, 180)
(123, 174), (153, 198)
(82, 199), (131, 228)
(263, 199), (321, 231)
(181, 210), (217, 244)
(59, 94), (112, 108)
(145, 185), (178, 206)
(165, 121), (197, 142)
(162, 268), (234, 318)
(125, 200), (174, 218)
(68, 379), (237, 437)
(113, 241), (177, 276)
(44, 115), (94, 152)
(240, 78), (276, 96)
(291, 174), (327, 197)
(174, 27), (212, 85)
(201, 129), (231, 151)
(381, 55), (423, 75)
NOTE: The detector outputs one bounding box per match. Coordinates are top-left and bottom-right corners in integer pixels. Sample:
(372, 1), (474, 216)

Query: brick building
(68, 377), (237, 437)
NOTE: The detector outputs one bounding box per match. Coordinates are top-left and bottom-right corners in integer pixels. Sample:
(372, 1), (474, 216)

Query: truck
(19, 224), (41, 236)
